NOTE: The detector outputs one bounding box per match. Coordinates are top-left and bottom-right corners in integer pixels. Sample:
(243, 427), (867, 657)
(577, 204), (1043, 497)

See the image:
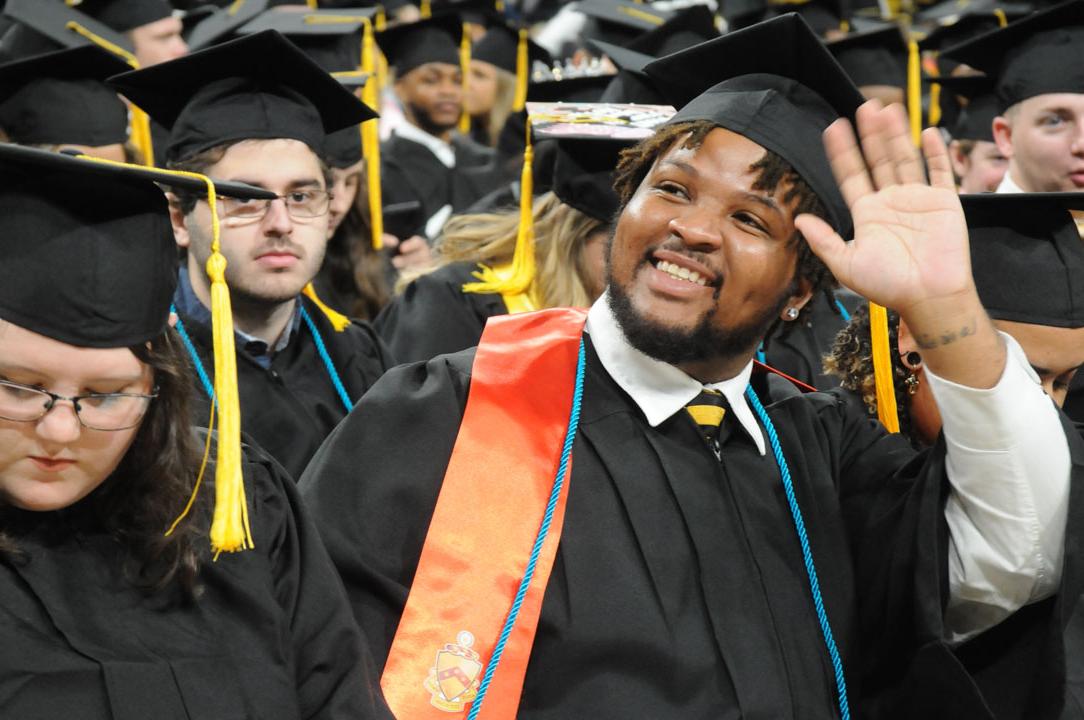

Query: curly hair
(0, 329), (210, 598)
(823, 304), (915, 441)
(612, 120), (840, 331)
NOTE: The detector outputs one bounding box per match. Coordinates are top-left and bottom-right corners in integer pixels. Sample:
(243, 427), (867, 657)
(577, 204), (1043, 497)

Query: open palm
(796, 101), (971, 314)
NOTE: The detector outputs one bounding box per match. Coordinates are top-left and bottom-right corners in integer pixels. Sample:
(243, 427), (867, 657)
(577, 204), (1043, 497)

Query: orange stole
(381, 307), (588, 719)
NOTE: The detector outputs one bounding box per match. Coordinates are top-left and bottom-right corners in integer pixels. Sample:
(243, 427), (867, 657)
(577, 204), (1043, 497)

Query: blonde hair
(476, 66), (518, 148)
(400, 191), (605, 308)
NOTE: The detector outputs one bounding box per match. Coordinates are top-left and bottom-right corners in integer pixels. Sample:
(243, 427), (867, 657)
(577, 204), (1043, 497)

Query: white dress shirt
(585, 291), (1071, 643)
(996, 171), (1027, 194)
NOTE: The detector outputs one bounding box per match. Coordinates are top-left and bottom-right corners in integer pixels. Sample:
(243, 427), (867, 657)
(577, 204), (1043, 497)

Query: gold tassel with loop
(375, 5), (387, 31)
(64, 21), (155, 166)
(907, 37), (922, 147)
(869, 303), (901, 433)
(512, 28), (529, 112)
(302, 283), (352, 331)
(463, 118), (536, 307)
(458, 22), (472, 134)
(361, 18), (384, 249)
(70, 153), (254, 554)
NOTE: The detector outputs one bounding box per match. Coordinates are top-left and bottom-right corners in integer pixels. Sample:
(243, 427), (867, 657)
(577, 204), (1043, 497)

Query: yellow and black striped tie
(686, 389), (729, 458)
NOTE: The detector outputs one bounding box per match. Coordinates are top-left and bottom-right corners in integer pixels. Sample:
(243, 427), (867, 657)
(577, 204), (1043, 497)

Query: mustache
(640, 240), (724, 290)
(252, 240), (305, 258)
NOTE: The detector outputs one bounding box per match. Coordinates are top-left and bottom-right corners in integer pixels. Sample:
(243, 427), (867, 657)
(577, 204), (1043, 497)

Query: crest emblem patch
(424, 631), (484, 712)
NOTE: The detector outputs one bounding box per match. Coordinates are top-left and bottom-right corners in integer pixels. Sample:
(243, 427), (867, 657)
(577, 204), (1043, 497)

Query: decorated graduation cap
(76, 0), (173, 32)
(626, 3), (719, 56)
(0, 44), (130, 147)
(644, 12), (864, 237)
(185, 0), (269, 51)
(941, 0), (1084, 112)
(108, 29), (377, 162)
(577, 0), (675, 46)
(235, 6), (380, 72)
(378, 15), (463, 76)
(467, 101), (676, 303)
(963, 192), (1084, 327)
(934, 73), (997, 141)
(826, 24), (907, 89)
(473, 22), (552, 111)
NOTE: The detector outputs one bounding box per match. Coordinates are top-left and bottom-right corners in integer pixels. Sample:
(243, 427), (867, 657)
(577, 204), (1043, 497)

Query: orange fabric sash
(381, 307), (588, 719)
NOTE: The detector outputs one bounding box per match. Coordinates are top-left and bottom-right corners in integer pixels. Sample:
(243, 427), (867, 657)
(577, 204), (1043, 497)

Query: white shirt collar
(996, 171), (1027, 194)
(393, 122), (456, 169)
(585, 290), (767, 455)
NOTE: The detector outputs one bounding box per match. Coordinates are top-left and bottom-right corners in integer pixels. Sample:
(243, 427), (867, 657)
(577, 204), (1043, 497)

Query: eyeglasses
(215, 189), (332, 225)
(0, 379), (158, 431)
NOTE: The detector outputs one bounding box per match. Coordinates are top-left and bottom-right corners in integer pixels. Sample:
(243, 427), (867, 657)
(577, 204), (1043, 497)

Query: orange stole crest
(381, 308), (588, 719)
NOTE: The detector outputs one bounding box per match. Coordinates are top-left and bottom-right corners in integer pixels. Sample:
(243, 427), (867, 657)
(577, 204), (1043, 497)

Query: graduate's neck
(185, 261), (297, 347)
(675, 351), (755, 385)
(404, 105), (455, 143)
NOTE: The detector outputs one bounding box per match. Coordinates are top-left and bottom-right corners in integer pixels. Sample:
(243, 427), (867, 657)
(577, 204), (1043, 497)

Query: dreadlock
(613, 120), (841, 331)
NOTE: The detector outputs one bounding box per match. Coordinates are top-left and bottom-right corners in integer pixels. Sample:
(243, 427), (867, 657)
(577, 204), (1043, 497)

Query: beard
(406, 100), (458, 137)
(606, 249), (794, 368)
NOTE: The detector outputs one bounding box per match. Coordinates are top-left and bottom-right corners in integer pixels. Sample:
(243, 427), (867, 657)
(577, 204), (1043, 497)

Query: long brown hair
(322, 170), (391, 320)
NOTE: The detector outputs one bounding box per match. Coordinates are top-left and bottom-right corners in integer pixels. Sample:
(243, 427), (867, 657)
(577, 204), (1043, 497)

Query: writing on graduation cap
(526, 102), (677, 139)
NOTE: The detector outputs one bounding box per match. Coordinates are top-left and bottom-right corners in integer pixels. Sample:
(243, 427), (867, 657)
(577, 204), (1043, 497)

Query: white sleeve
(925, 332), (1071, 643)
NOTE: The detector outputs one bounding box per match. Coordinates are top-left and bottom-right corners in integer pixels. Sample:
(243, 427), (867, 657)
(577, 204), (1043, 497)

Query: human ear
(167, 192), (191, 250)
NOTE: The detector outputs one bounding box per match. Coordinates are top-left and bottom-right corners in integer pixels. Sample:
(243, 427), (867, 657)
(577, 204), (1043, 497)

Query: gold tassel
(869, 302), (901, 433)
(302, 283), (352, 331)
(495, 0), (505, 10)
(512, 28), (529, 112)
(464, 119), (535, 296)
(375, 5), (387, 31)
(227, 0), (246, 15)
(64, 21), (155, 166)
(907, 38), (922, 147)
(994, 8), (1008, 26)
(361, 19), (384, 250)
(420, 0), (432, 18)
(458, 22), (472, 134)
(306, 0), (318, 7)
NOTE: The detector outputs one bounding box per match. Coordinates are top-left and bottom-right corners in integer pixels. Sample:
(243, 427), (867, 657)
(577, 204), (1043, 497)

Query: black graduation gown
(0, 442), (393, 720)
(300, 337), (1084, 719)
(766, 291), (864, 390)
(373, 261), (507, 364)
(379, 132), (500, 234)
(178, 295), (394, 480)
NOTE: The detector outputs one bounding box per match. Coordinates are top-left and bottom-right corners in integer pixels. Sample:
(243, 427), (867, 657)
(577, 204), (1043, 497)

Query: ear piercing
(785, 307), (799, 320)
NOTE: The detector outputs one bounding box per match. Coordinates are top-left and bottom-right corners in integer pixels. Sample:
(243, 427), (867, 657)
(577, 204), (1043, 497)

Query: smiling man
(301, 15), (1082, 719)
(109, 30), (395, 479)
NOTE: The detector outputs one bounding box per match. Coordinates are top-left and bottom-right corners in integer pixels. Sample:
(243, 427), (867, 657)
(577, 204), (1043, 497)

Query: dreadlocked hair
(823, 305), (917, 445)
(613, 120), (842, 334)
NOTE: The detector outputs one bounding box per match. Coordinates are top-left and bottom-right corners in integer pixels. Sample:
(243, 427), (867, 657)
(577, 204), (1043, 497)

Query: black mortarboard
(577, 0), (675, 47)
(626, 4), (718, 57)
(184, 0), (269, 51)
(750, 0), (848, 36)
(527, 72), (615, 103)
(644, 13), (865, 236)
(76, 0), (173, 32)
(324, 70), (367, 167)
(552, 138), (627, 222)
(236, 7), (379, 72)
(963, 192), (1084, 327)
(1, 0), (134, 56)
(108, 29), (377, 162)
(0, 45), (129, 146)
(378, 15), (462, 76)
(472, 22), (551, 75)
(0, 143), (272, 348)
(587, 39), (666, 104)
(826, 25), (907, 89)
(933, 73), (997, 141)
(941, 0), (1084, 112)
(916, 0), (1031, 29)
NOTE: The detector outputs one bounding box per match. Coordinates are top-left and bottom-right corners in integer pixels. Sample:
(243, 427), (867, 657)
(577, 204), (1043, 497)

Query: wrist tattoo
(915, 317), (977, 350)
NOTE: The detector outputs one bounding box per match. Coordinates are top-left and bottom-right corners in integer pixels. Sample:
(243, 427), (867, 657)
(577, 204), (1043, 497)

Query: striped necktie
(686, 389), (729, 458)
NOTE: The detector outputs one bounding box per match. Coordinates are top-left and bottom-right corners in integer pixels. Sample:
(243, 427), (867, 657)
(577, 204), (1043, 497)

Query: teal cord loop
(466, 336), (586, 720)
(834, 297), (852, 322)
(299, 305), (353, 412)
(172, 304), (216, 406)
(745, 384), (851, 720)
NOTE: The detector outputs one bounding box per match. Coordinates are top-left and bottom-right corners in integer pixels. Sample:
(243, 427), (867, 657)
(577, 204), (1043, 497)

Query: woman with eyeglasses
(0, 148), (392, 719)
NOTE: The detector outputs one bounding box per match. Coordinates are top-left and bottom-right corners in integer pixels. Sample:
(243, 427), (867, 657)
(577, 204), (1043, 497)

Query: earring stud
(785, 307), (799, 320)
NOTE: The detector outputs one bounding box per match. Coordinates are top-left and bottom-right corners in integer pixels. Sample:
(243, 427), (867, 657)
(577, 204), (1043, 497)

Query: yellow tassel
(458, 23), (472, 135)
(928, 79), (941, 128)
(361, 19), (384, 250)
(306, 0), (318, 7)
(869, 302), (901, 433)
(464, 119), (535, 296)
(65, 153), (250, 550)
(495, 0), (505, 10)
(994, 8), (1008, 26)
(302, 283), (352, 331)
(907, 38), (922, 147)
(375, 6), (386, 31)
(228, 0), (246, 15)
(512, 28), (529, 112)
(420, 0), (432, 18)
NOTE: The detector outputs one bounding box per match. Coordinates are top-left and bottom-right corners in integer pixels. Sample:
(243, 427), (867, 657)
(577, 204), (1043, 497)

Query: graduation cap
(0, 44), (130, 147)
(644, 12), (865, 237)
(963, 192), (1084, 327)
(473, 22), (552, 110)
(625, 4), (719, 57)
(586, 38), (666, 104)
(378, 15), (463, 76)
(235, 7), (380, 72)
(753, 0), (849, 36)
(108, 29), (377, 162)
(826, 24), (908, 89)
(76, 0), (174, 33)
(941, 0), (1084, 112)
(933, 72), (997, 141)
(184, 0), (269, 51)
(467, 101), (675, 299)
(917, 3), (1031, 76)
(324, 69), (367, 168)
(1, 0), (134, 56)
(577, 0), (675, 47)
